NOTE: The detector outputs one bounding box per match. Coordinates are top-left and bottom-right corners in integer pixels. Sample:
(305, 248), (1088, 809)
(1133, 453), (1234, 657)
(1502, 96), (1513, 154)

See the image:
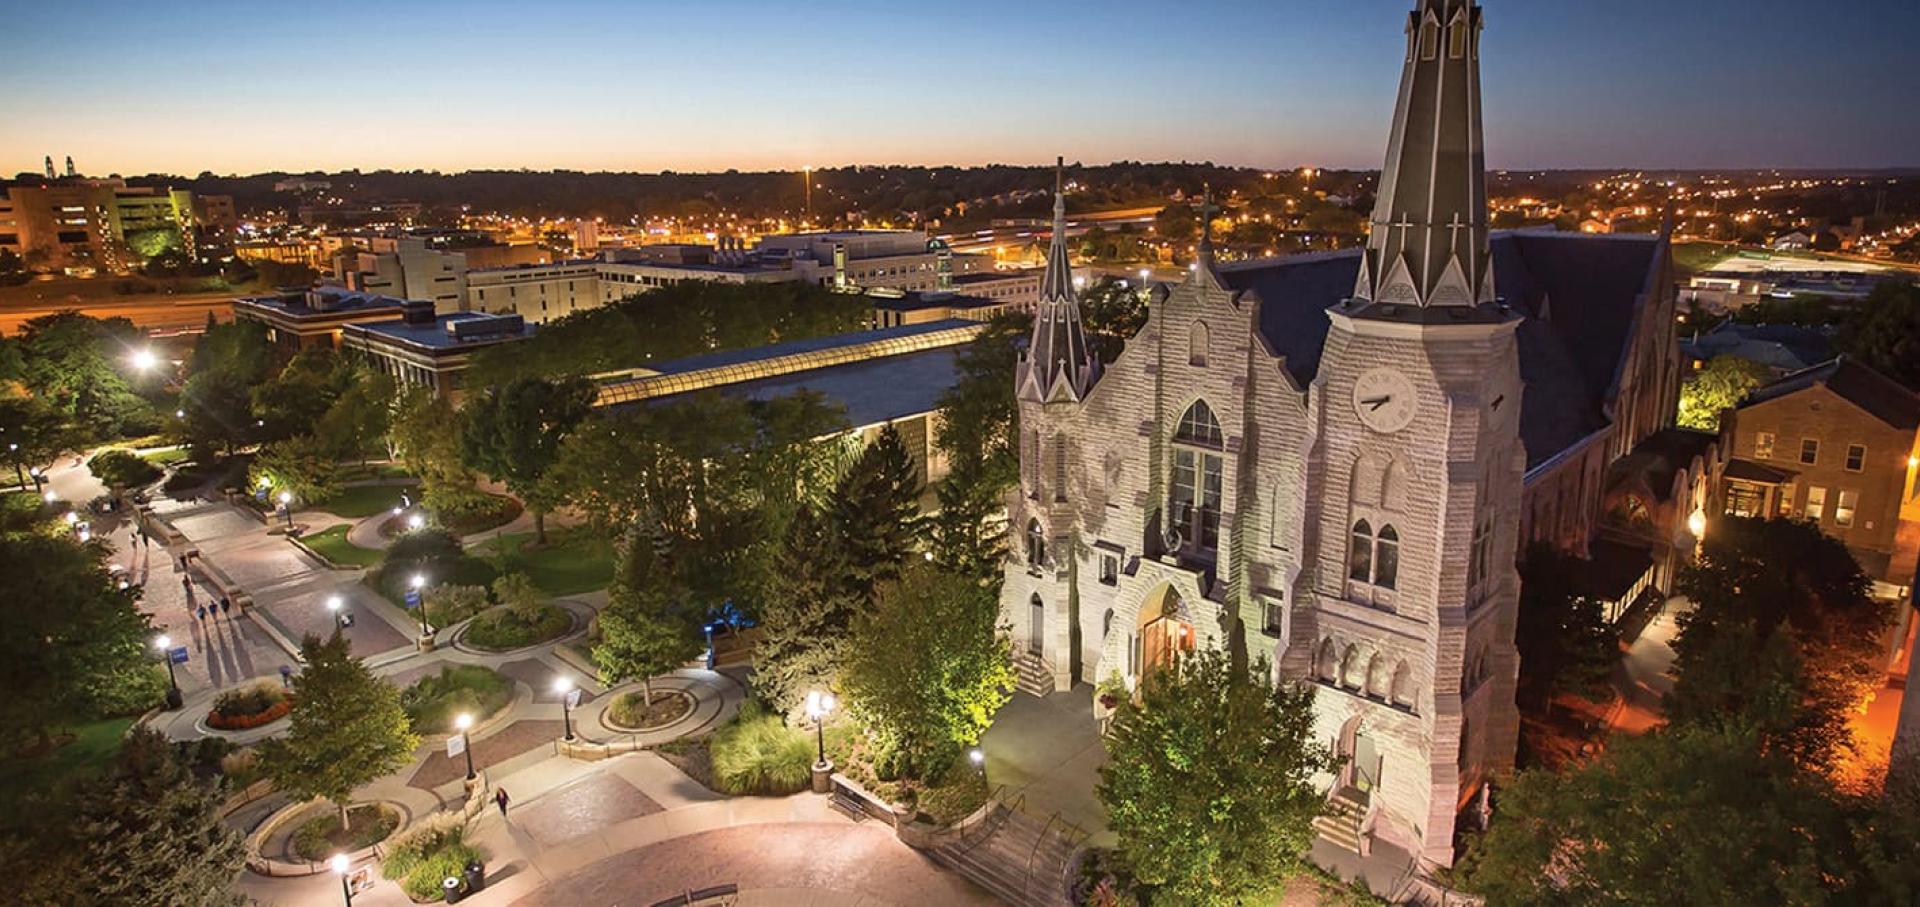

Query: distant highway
(0, 291), (234, 336)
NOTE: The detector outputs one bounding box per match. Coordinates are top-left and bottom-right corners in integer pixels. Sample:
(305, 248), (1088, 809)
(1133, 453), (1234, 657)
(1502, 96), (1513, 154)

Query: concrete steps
(930, 806), (1077, 907)
(1012, 651), (1054, 698)
(1312, 787), (1368, 854)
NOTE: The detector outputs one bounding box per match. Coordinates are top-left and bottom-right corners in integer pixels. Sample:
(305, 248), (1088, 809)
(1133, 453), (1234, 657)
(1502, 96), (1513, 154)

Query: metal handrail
(1023, 812), (1061, 900)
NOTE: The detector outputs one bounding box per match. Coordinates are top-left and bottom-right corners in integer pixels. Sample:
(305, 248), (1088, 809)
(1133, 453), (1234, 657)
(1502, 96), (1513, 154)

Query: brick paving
(512, 772), (662, 849)
(409, 720), (566, 791)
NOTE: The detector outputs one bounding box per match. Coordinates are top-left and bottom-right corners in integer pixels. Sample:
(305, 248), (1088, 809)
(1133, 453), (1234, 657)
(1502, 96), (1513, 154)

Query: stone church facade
(1000, 0), (1681, 868)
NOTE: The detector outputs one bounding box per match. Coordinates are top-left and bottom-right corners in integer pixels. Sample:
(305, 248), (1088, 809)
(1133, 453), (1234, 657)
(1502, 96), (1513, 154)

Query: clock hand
(1360, 395), (1390, 411)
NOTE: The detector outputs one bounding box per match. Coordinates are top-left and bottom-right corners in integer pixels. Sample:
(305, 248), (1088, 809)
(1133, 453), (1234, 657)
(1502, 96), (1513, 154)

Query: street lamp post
(278, 491), (294, 530)
(155, 634), (182, 710)
(553, 677), (576, 742)
(455, 712), (477, 781)
(410, 573), (431, 638)
(327, 594), (351, 629)
(331, 853), (353, 906)
(805, 690), (835, 793)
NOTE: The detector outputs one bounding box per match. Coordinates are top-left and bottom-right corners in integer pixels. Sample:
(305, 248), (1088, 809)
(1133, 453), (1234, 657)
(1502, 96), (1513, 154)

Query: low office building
(594, 319), (984, 488)
(871, 289), (1024, 327)
(1680, 319), (1832, 377)
(232, 286), (408, 350)
(466, 232), (1042, 325)
(1716, 357), (1920, 603)
(340, 303), (535, 400)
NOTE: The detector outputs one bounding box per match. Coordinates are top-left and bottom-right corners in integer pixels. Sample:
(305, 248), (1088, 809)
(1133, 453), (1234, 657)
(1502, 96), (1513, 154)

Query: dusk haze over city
(2, 2), (1920, 906)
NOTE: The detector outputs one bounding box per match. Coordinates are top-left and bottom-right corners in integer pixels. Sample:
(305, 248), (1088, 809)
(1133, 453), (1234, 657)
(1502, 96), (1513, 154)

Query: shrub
(381, 811), (468, 881)
(369, 528), (498, 609)
(209, 680), (286, 721)
(220, 748), (263, 788)
(87, 449), (162, 488)
(399, 843), (484, 901)
(289, 804), (398, 862)
(709, 701), (814, 795)
(400, 665), (512, 734)
(423, 584), (490, 627)
(607, 689), (691, 730)
(463, 604), (571, 652)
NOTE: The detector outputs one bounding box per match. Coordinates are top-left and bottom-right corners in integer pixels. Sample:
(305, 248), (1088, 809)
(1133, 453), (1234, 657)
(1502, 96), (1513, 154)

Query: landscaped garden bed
(366, 529), (498, 608)
(400, 665), (512, 735)
(316, 482), (420, 519)
(207, 681), (292, 730)
(290, 803), (399, 862)
(381, 811), (487, 902)
(462, 604), (572, 651)
(471, 528), (615, 596)
(442, 493), (522, 537)
(824, 724), (987, 826)
(658, 701), (812, 796)
(605, 689), (693, 731)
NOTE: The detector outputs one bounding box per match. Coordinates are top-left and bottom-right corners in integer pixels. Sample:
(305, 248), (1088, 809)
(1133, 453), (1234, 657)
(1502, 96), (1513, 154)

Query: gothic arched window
(1340, 645), (1364, 690)
(1189, 321), (1210, 367)
(1026, 519), (1046, 568)
(1316, 638), (1339, 682)
(1390, 661), (1413, 707)
(1052, 434), (1068, 502)
(1375, 525), (1400, 590)
(1366, 653), (1389, 699)
(1349, 520), (1374, 582)
(1170, 401), (1224, 552)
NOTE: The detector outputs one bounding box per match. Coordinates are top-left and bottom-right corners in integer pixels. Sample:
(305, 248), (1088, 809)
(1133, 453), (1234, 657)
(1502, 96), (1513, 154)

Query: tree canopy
(1097, 649), (1329, 905)
(261, 631), (418, 830)
(1835, 280), (1920, 390)
(1676, 355), (1768, 430)
(460, 376), (595, 542)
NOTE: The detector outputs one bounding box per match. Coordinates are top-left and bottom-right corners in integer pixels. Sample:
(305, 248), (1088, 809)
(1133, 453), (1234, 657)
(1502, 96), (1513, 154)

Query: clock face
(1351, 367), (1418, 433)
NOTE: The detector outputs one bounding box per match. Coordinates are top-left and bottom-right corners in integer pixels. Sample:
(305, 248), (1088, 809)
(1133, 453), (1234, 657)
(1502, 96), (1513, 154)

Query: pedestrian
(278, 664), (293, 689)
(219, 597), (232, 619)
(196, 604), (208, 622)
(181, 576), (193, 598)
(494, 787), (510, 817)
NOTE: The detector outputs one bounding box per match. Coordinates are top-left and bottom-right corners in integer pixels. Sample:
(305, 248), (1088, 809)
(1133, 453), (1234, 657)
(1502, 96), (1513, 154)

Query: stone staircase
(1012, 650), (1054, 697)
(1312, 786), (1368, 853)
(930, 805), (1078, 907)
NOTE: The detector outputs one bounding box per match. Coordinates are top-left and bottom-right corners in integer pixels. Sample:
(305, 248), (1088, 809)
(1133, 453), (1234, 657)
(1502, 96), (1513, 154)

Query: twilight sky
(2, 0), (1915, 176)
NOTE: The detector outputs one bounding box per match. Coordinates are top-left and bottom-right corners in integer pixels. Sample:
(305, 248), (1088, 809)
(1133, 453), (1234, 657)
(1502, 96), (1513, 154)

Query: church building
(1001, 0), (1682, 868)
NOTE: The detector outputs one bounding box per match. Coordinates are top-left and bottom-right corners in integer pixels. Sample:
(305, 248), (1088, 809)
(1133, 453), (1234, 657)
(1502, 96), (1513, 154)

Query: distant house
(1769, 230), (1814, 251)
(1679, 319), (1833, 377)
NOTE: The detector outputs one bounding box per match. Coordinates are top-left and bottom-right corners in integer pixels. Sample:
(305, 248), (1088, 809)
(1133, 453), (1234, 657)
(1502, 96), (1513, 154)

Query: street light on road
(455, 712), (477, 781)
(554, 677), (576, 742)
(331, 853), (353, 906)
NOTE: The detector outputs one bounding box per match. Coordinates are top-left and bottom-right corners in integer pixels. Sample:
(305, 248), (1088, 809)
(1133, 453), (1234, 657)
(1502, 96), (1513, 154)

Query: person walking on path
(494, 787), (510, 818)
(196, 604), (208, 623)
(181, 576), (194, 600)
(219, 597), (232, 620)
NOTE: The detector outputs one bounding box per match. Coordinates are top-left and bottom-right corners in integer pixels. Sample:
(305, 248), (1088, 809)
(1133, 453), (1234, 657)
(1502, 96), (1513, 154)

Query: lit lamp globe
(407, 513), (425, 531)
(330, 854), (350, 875)
(130, 349), (158, 371)
(1687, 508), (1707, 539)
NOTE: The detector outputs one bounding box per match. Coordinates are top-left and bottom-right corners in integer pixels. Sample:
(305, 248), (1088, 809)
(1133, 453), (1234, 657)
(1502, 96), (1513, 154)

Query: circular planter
(601, 688), (695, 733)
(452, 605), (580, 654)
(208, 697), (293, 731)
(247, 798), (411, 877)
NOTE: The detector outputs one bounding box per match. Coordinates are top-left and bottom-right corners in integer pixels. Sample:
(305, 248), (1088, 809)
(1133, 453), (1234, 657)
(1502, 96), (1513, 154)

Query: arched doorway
(1135, 584), (1196, 683)
(1028, 593), (1045, 656)
(1336, 713), (1383, 796)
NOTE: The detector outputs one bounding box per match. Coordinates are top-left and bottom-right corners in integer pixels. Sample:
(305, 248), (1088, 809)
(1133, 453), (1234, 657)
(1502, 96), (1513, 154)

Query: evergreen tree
(262, 631), (418, 831)
(1096, 648), (1328, 905)
(928, 457), (1009, 585)
(828, 422), (924, 596)
(1513, 544), (1617, 714)
(64, 728), (248, 906)
(754, 504), (860, 712)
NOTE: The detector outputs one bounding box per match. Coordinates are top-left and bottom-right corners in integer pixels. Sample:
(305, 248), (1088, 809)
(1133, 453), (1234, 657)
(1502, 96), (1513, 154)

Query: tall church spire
(1356, 0), (1492, 308)
(1018, 156), (1100, 404)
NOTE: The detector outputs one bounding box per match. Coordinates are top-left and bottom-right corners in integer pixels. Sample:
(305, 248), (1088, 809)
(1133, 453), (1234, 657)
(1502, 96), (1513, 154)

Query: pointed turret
(43, 155), (54, 180)
(1017, 157), (1100, 404)
(1356, 0), (1492, 308)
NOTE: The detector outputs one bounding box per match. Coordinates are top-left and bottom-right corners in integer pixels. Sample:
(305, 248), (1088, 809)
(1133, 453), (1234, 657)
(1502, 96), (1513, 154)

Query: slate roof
(1679, 320), (1832, 373)
(1220, 230), (1665, 470)
(1741, 356), (1920, 430)
(1607, 427), (1718, 503)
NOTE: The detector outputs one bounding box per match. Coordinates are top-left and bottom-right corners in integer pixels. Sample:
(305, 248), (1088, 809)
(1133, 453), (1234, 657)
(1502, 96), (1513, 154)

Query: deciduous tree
(1676, 355), (1769, 430)
(1836, 280), (1920, 390)
(460, 376), (595, 543)
(841, 562), (1013, 778)
(592, 534), (703, 704)
(262, 631), (418, 832)
(1096, 648), (1328, 905)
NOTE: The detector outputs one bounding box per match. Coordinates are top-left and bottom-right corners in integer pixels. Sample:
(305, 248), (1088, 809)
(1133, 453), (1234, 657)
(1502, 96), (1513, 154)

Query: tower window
(1026, 519), (1047, 568)
(1170, 401), (1224, 553)
(1349, 520), (1400, 590)
(1349, 520), (1374, 582)
(1188, 320), (1210, 367)
(1448, 22), (1466, 59)
(1419, 18), (1438, 59)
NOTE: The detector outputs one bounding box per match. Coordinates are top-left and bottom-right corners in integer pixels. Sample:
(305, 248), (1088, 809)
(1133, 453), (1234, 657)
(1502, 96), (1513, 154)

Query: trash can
(463, 858), (486, 894)
(442, 875), (463, 903)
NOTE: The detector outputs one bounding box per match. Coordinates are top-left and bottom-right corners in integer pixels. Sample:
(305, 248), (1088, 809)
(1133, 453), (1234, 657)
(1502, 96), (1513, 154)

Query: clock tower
(1302, 0), (1522, 868)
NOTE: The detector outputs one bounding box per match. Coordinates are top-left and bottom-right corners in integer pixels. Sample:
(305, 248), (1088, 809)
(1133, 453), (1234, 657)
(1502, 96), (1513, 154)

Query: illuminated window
(1804, 486), (1826, 521)
(1755, 432), (1775, 459)
(1349, 520), (1374, 582)
(1835, 489), (1857, 527)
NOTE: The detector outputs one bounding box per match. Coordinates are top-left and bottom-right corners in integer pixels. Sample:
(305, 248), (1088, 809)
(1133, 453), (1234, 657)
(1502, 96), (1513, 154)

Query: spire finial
(1197, 184), (1221, 256)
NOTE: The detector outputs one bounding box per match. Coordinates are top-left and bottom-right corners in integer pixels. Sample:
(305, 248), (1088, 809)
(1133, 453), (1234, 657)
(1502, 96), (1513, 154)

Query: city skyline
(2, 0), (1917, 176)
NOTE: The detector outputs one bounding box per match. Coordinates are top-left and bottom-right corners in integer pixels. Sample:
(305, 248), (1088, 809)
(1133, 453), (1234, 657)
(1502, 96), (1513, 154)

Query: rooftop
(1742, 356), (1920, 429)
(647, 346), (961, 429)
(233, 286), (408, 318)
(346, 311), (536, 352)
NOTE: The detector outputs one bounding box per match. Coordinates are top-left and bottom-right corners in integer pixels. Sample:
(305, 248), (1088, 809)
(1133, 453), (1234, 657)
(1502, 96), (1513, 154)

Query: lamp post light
(130, 348), (158, 373)
(407, 512), (425, 532)
(278, 491), (294, 530)
(327, 594), (351, 629)
(455, 712), (477, 781)
(805, 690), (836, 792)
(553, 677), (577, 742)
(969, 746), (986, 785)
(155, 634), (182, 710)
(331, 853), (353, 906)
(410, 573), (431, 638)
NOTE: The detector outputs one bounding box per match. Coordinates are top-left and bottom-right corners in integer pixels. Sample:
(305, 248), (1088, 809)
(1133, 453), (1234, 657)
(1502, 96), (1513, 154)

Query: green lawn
(142, 446), (190, 467)
(0, 716), (134, 821)
(317, 482), (420, 519)
(301, 524), (384, 568)
(473, 529), (615, 596)
(335, 463), (414, 483)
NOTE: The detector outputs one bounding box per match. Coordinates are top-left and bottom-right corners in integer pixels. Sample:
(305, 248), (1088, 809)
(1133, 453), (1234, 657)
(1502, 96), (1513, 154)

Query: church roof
(1220, 229), (1665, 470)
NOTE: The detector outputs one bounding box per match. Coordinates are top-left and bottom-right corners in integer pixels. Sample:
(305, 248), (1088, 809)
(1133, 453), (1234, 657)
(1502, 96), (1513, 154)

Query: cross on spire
(1198, 185), (1222, 254)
